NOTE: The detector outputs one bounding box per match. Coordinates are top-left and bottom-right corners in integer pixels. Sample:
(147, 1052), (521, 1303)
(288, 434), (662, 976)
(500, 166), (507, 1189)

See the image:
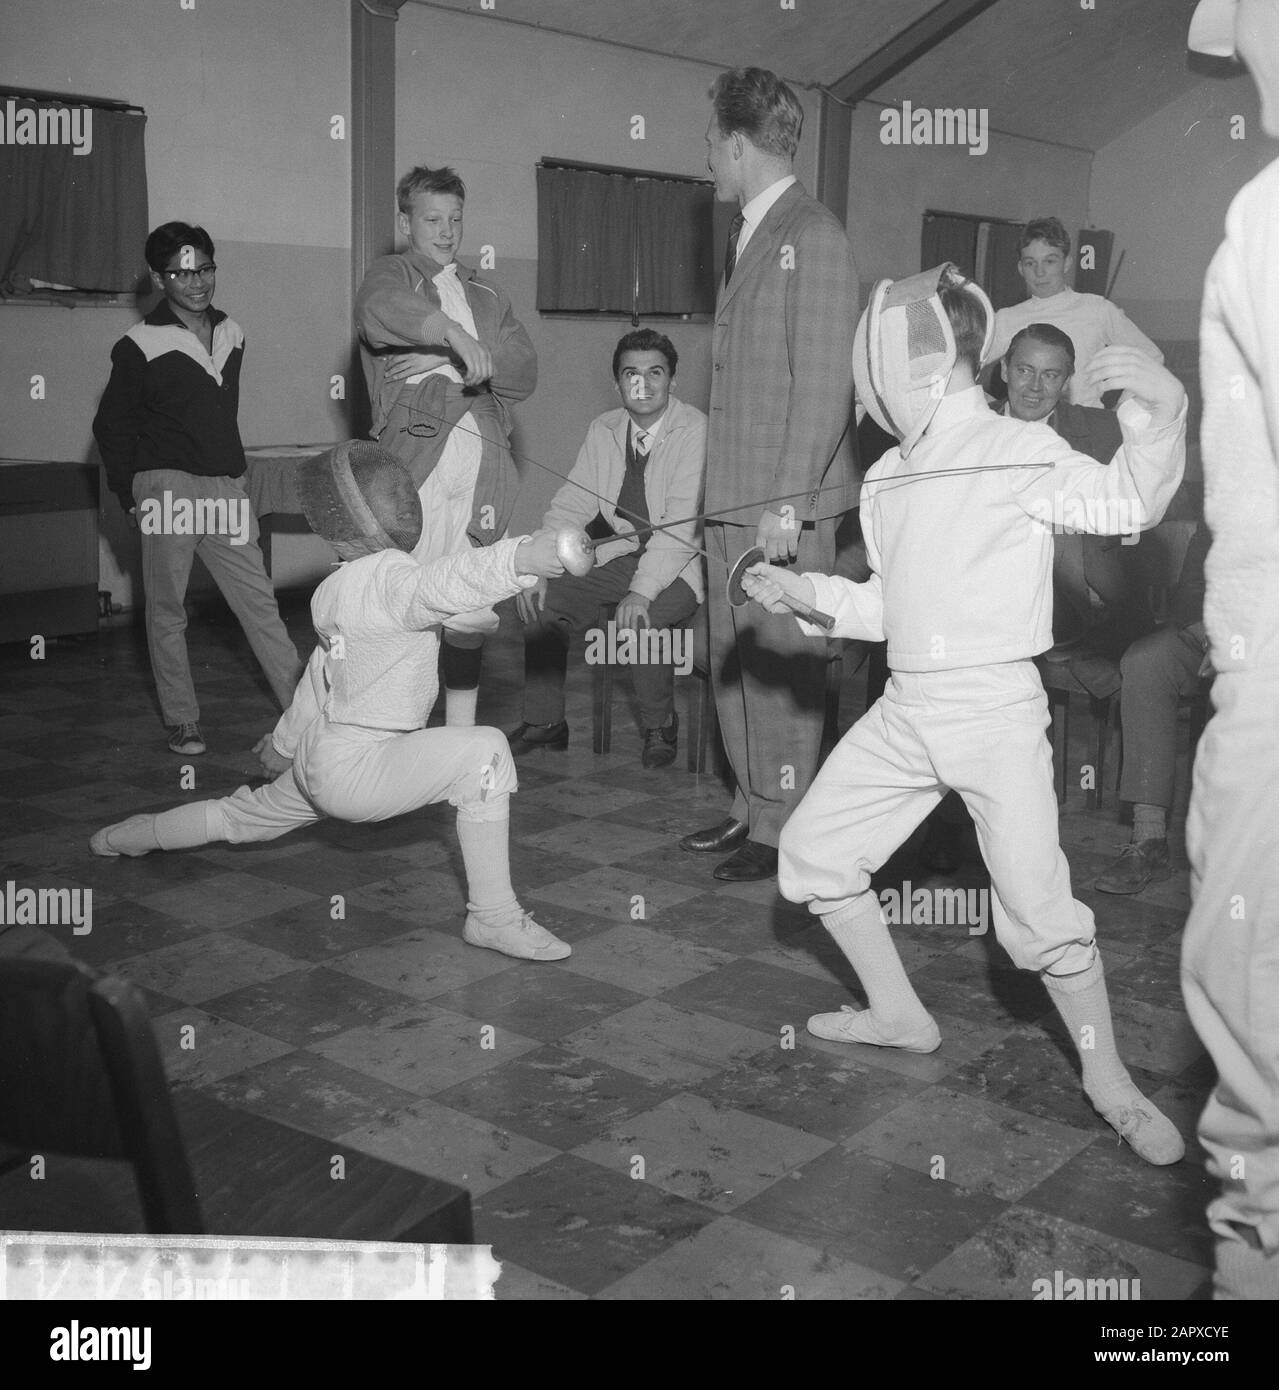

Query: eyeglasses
(162, 264), (217, 284)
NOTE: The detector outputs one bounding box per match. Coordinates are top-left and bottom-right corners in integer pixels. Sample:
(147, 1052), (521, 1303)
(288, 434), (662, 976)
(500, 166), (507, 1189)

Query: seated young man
(985, 217), (1163, 407)
(507, 330), (706, 769)
(743, 265), (1189, 1165)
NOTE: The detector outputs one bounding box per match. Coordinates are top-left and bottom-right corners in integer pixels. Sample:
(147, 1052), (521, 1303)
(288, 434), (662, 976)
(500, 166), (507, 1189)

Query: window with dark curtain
(982, 220), (1027, 310)
(921, 213), (979, 280)
(537, 162), (717, 319)
(0, 95), (149, 297)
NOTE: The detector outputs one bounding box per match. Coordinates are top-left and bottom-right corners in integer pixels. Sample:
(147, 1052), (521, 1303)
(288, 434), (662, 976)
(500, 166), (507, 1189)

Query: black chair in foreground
(0, 958), (472, 1243)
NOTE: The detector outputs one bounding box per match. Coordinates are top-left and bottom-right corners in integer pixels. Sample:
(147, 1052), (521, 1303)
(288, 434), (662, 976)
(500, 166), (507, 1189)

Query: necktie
(633, 428), (650, 458)
(724, 213), (745, 285)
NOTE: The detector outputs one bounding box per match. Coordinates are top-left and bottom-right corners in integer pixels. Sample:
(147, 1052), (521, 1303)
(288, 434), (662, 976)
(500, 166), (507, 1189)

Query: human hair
(145, 223), (215, 273)
(396, 165), (467, 214)
(612, 329), (678, 379)
(1005, 323), (1076, 370)
(708, 67), (803, 157)
(1019, 216), (1071, 257)
(939, 284), (989, 376)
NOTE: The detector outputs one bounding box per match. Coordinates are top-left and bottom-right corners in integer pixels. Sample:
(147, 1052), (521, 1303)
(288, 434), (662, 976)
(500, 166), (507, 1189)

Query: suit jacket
(542, 397), (707, 602)
(707, 182), (859, 526)
(1047, 398), (1155, 646)
(354, 251), (537, 545)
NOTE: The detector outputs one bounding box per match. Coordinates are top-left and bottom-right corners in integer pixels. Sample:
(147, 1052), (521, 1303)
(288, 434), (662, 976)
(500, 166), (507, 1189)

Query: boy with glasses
(93, 222), (302, 754)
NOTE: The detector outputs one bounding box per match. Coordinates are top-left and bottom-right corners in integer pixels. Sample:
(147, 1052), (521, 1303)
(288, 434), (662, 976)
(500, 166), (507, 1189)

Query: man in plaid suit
(680, 67), (860, 880)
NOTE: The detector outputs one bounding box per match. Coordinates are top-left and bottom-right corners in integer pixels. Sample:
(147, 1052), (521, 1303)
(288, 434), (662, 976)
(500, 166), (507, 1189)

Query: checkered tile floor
(0, 591), (1216, 1299)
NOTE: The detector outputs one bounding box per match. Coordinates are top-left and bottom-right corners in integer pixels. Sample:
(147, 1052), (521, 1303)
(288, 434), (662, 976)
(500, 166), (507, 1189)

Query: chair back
(0, 958), (203, 1232)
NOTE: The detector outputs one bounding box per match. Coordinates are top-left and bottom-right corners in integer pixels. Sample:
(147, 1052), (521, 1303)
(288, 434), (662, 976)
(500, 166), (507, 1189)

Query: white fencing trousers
(411, 421), (499, 639)
(205, 720), (518, 844)
(1182, 663), (1279, 1260)
(778, 660), (1099, 976)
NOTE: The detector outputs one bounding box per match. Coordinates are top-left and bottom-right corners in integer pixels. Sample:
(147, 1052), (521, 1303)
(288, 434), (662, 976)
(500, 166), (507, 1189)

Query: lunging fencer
(742, 265), (1189, 1165)
(89, 443), (574, 963)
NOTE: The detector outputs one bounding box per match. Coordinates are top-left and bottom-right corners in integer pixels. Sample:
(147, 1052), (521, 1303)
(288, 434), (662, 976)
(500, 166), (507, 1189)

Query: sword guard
(556, 528), (596, 577)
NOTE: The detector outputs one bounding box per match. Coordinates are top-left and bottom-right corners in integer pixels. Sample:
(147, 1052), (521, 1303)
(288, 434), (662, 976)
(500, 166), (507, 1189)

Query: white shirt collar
(737, 175), (797, 253)
(628, 408), (669, 445)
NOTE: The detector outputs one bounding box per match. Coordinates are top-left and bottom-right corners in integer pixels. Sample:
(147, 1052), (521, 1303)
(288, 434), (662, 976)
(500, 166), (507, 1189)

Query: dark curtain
(536, 166), (633, 313)
(634, 177), (715, 315)
(0, 101), (148, 293)
(984, 219), (1027, 309)
(921, 213), (978, 278)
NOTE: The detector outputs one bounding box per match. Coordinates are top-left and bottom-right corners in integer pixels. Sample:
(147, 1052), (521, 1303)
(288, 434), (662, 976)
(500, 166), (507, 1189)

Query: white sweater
(802, 386), (1186, 671)
(989, 289), (1163, 407)
(1199, 156), (1279, 674)
(271, 538), (535, 755)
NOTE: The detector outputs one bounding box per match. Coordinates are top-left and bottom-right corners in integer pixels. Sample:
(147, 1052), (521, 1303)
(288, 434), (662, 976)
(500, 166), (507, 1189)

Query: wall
(1089, 73), (1275, 341)
(0, 0), (351, 608)
(395, 2), (819, 534)
(846, 101), (1093, 299)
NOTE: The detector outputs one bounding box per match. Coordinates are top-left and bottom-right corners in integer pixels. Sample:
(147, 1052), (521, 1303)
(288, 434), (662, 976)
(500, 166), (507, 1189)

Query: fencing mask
(853, 262), (995, 459)
(296, 440), (423, 556)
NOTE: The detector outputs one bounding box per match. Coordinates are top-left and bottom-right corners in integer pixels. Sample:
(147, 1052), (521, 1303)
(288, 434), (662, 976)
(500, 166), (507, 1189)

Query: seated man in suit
(507, 330), (706, 769)
(1095, 523), (1211, 895)
(1005, 323), (1157, 694)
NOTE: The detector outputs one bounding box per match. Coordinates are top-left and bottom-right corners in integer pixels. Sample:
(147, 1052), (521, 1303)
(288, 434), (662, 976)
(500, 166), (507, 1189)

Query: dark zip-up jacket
(93, 300), (246, 510)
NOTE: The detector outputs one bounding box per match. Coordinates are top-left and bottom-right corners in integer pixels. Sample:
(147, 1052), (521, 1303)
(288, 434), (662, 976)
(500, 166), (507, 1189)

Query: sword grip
(782, 596), (836, 631)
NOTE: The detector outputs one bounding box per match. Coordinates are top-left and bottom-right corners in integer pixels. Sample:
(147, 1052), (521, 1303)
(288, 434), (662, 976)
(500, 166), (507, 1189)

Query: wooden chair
(0, 957), (472, 1241)
(1037, 657), (1116, 809)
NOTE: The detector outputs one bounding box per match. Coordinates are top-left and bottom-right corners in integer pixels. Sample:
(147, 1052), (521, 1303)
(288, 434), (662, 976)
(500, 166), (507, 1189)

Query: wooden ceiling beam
(830, 0), (1003, 105)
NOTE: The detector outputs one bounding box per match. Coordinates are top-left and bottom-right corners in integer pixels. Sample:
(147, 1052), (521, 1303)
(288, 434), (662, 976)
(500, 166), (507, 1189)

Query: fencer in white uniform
(742, 265), (1189, 1165)
(90, 442), (573, 962)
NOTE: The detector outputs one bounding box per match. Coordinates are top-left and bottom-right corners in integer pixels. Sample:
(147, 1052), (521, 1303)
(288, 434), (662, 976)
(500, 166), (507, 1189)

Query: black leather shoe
(642, 713), (678, 770)
(680, 816), (749, 854)
(713, 839), (778, 881)
(506, 720), (569, 755)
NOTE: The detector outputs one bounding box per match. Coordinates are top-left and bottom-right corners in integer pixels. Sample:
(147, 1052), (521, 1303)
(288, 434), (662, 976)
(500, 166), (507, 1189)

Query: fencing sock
(90, 801), (217, 857)
(442, 639), (483, 727)
(1044, 954), (1184, 1164)
(455, 797), (522, 929)
(810, 894), (941, 1051)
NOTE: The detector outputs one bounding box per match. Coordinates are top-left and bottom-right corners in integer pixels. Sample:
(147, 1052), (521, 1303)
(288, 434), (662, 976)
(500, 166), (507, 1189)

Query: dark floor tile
(202, 1049), (420, 1132)
(908, 950), (1057, 1029)
(1106, 947), (1188, 1012)
(203, 965), (418, 1047)
(246, 846), (422, 893)
(689, 1046), (929, 1142)
(430, 965), (645, 1042)
(61, 897), (210, 966)
(946, 1024), (1165, 1132)
(646, 891), (798, 956)
(435, 1044), (683, 1150)
(1022, 1135), (1217, 1266)
(661, 956), (856, 1035)
(736, 1147), (1008, 1282)
(474, 1153), (716, 1295)
(231, 898), (426, 962)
